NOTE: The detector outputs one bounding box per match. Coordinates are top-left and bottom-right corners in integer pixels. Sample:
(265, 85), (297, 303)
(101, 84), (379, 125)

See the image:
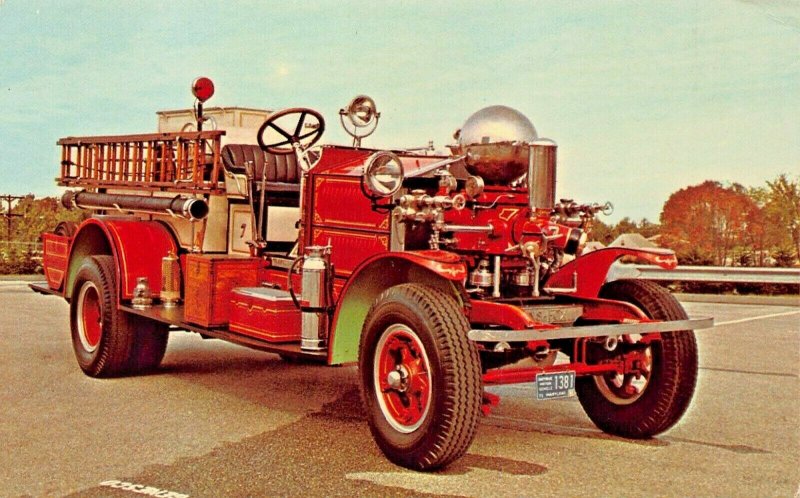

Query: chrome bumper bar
(468, 316), (714, 342)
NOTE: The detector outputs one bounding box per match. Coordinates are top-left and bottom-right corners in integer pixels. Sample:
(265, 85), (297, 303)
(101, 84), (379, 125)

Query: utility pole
(1, 194), (25, 243)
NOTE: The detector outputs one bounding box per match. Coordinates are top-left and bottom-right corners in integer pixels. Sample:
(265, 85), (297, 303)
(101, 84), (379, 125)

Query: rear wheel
(359, 284), (482, 470)
(70, 255), (168, 377)
(576, 279), (698, 438)
(129, 319), (169, 372)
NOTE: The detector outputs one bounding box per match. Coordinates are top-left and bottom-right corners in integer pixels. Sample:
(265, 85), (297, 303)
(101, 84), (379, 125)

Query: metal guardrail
(609, 264), (800, 285)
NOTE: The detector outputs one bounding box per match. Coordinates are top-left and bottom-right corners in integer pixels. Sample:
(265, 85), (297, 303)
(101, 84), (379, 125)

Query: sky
(0, 0), (797, 223)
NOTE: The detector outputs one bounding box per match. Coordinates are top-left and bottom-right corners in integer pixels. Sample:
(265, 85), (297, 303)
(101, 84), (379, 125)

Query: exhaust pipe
(527, 138), (557, 212)
(62, 190), (209, 221)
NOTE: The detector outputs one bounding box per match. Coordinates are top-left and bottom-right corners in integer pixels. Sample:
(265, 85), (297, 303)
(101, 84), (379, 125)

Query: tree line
(0, 195), (84, 274)
(591, 174), (799, 268)
(1, 173), (798, 274)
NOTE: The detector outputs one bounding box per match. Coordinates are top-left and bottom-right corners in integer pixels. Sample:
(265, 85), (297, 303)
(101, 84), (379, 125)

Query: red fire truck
(33, 78), (712, 470)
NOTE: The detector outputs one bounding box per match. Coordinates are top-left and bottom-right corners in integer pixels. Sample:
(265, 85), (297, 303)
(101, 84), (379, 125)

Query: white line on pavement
(714, 310), (800, 328)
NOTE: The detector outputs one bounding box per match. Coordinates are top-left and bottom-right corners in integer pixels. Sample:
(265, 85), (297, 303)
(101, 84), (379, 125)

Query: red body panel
(470, 300), (541, 330)
(67, 219), (177, 300)
(311, 228), (390, 277)
(311, 176), (390, 232)
(103, 220), (178, 299)
(313, 146), (446, 176)
(544, 247), (677, 299)
(42, 233), (69, 291)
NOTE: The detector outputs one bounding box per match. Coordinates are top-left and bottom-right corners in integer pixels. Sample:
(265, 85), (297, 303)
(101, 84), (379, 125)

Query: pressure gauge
(437, 170), (457, 193)
(465, 175), (485, 199)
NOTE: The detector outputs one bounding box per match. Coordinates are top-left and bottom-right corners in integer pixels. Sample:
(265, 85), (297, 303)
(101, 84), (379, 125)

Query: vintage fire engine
(34, 78), (712, 470)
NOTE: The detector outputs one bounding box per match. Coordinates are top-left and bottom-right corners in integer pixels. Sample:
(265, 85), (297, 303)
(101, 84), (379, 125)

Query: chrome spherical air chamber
(451, 105), (558, 211)
(451, 105), (538, 185)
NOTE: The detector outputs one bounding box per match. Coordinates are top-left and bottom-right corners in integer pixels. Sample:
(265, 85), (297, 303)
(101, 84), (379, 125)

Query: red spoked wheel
(76, 282), (102, 353)
(593, 336), (652, 405)
(373, 324), (432, 433)
(70, 255), (169, 377)
(576, 279), (698, 438)
(359, 284), (482, 471)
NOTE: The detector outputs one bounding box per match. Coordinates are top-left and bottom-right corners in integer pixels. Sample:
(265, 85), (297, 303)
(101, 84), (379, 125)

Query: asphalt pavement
(1, 281), (798, 497)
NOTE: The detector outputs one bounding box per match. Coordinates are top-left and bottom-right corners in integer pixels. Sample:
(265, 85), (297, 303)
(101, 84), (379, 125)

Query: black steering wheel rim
(257, 107), (325, 155)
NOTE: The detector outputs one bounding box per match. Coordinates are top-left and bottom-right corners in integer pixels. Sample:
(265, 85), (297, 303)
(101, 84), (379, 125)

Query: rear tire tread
(576, 279), (698, 438)
(70, 255), (168, 377)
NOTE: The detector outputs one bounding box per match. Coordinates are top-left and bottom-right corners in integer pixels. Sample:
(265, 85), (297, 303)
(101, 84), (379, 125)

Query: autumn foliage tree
(761, 174), (800, 264)
(659, 181), (761, 266)
(0, 195), (85, 274)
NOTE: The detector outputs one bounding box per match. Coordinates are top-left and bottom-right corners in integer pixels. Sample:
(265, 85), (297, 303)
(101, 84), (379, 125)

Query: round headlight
(363, 151), (404, 197)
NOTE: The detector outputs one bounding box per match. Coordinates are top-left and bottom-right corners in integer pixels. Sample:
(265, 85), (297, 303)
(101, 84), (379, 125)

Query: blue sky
(0, 0), (797, 222)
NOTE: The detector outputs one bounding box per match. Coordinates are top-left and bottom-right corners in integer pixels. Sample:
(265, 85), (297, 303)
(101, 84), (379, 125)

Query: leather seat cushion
(222, 144), (300, 184)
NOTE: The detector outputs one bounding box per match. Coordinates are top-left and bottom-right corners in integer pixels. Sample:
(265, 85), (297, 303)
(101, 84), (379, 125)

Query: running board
(29, 282), (61, 296)
(468, 316), (714, 342)
(120, 303), (327, 363)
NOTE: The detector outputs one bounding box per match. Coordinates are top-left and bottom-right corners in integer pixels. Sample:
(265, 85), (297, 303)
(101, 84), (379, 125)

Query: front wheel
(359, 284), (482, 470)
(576, 279), (698, 438)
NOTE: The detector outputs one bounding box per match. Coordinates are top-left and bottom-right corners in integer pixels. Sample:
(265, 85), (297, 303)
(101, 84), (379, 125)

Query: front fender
(327, 250), (467, 365)
(65, 218), (177, 300)
(544, 247), (676, 299)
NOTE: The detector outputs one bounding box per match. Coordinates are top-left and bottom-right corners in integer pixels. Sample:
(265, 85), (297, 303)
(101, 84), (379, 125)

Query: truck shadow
(153, 336), (691, 452)
(68, 384), (550, 498)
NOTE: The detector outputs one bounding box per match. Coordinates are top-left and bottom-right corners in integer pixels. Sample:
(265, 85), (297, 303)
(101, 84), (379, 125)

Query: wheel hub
(386, 367), (409, 391)
(373, 323), (433, 433)
(77, 282), (102, 353)
(594, 338), (653, 405)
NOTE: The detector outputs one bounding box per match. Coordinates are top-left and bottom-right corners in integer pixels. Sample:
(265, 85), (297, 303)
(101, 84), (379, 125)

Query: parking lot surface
(1, 281), (798, 497)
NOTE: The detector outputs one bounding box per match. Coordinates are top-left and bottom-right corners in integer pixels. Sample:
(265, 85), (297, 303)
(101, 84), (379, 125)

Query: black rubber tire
(69, 255), (167, 377)
(359, 284), (482, 471)
(128, 318), (169, 372)
(54, 221), (78, 237)
(576, 279), (698, 438)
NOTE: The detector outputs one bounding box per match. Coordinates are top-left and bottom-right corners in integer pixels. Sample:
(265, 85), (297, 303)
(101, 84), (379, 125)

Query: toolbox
(229, 287), (302, 343)
(184, 254), (260, 327)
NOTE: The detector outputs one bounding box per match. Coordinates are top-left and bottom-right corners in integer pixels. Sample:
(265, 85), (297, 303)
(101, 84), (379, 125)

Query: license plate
(536, 371), (576, 400)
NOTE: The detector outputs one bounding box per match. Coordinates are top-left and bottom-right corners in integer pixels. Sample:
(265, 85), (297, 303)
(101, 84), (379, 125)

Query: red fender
(544, 247), (677, 299)
(327, 250), (467, 364)
(65, 218), (177, 300)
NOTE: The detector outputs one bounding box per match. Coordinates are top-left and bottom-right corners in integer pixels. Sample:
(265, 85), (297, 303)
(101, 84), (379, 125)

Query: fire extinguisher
(289, 245), (334, 351)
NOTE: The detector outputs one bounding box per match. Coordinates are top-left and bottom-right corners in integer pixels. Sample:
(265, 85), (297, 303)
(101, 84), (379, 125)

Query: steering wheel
(257, 108), (325, 155)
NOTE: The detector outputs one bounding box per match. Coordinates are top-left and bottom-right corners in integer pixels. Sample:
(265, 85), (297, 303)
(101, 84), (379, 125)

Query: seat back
(221, 144), (301, 184)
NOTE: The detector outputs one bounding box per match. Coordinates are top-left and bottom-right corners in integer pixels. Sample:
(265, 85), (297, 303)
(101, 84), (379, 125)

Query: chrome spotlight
(340, 95), (381, 147)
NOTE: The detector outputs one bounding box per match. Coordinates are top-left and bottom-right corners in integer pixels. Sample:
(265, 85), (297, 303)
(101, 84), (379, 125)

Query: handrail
(58, 130), (225, 193)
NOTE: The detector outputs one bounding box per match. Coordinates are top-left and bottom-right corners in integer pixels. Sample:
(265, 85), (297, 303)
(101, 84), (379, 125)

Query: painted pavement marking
(99, 480), (189, 498)
(713, 309), (800, 328)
